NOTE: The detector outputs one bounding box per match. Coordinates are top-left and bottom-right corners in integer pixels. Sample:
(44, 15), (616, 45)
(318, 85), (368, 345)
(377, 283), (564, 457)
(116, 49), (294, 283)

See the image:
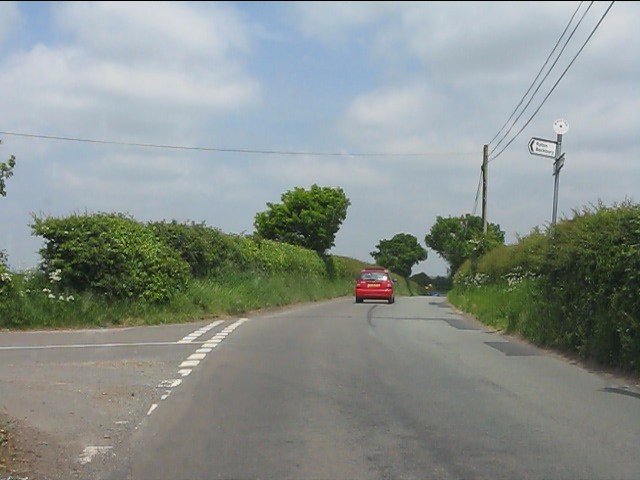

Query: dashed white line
(146, 317), (250, 417)
(177, 320), (224, 343)
(158, 379), (182, 389)
(180, 360), (200, 368)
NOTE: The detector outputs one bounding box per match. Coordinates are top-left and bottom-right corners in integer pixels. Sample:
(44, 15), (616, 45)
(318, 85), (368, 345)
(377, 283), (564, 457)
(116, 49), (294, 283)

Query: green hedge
(148, 220), (238, 278)
(31, 213), (190, 303)
(453, 201), (640, 373)
(229, 234), (326, 276)
(27, 213), (357, 304)
(540, 203), (640, 368)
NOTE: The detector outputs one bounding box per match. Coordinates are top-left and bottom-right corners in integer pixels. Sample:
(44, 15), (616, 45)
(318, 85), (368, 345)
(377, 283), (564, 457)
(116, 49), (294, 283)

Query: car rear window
(360, 272), (388, 281)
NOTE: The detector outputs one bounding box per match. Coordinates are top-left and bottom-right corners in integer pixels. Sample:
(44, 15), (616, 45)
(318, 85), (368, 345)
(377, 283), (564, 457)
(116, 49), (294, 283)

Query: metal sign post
(529, 119), (569, 227)
(551, 119), (569, 226)
(552, 140), (563, 226)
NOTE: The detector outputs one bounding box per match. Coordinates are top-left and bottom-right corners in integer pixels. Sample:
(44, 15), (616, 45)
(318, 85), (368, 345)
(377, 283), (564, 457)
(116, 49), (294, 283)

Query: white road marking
(158, 379), (182, 389)
(177, 320), (224, 343)
(188, 353), (207, 361)
(0, 341), (193, 351)
(0, 319), (248, 351)
(180, 360), (200, 368)
(78, 446), (113, 465)
(143, 318), (251, 426)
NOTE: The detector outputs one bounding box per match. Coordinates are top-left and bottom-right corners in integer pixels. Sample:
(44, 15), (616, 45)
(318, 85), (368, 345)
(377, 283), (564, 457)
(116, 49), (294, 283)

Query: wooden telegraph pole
(481, 144), (488, 233)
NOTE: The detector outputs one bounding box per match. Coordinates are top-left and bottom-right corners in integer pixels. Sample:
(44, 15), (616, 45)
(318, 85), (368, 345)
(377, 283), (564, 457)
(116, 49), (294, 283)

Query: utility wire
(0, 130), (475, 158)
(490, 0), (615, 162)
(488, 1), (585, 147)
(489, 1), (594, 157)
(476, 1), (588, 214)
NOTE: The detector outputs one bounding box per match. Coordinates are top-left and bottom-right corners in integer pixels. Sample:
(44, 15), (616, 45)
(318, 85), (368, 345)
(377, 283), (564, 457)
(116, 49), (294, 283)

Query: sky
(0, 1), (637, 277)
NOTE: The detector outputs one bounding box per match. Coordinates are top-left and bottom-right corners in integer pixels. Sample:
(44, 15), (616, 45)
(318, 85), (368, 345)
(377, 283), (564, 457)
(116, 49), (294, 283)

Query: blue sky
(0, 1), (637, 277)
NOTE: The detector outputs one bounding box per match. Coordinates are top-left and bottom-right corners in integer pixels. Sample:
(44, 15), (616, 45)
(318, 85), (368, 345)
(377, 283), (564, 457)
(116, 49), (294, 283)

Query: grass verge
(0, 272), (357, 329)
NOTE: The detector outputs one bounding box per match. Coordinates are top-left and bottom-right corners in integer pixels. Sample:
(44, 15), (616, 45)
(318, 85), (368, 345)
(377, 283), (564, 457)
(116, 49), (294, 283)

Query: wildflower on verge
(49, 269), (62, 282)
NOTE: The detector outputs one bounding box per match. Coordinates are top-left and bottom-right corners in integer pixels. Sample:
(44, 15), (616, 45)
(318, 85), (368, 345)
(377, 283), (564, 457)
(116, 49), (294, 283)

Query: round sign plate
(553, 118), (569, 135)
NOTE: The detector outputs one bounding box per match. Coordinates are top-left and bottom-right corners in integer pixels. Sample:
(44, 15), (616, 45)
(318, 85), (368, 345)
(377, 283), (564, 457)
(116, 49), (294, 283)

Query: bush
(452, 201), (640, 373)
(31, 212), (190, 303)
(456, 227), (547, 286)
(0, 253), (30, 328)
(0, 250), (11, 298)
(539, 202), (640, 368)
(229, 234), (326, 276)
(149, 220), (237, 278)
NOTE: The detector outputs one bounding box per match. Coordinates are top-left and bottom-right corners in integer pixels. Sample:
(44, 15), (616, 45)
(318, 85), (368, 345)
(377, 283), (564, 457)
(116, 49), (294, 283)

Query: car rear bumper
(355, 287), (394, 300)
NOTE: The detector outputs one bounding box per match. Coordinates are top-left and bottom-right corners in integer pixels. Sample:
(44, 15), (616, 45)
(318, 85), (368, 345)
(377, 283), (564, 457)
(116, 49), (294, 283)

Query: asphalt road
(2, 296), (639, 480)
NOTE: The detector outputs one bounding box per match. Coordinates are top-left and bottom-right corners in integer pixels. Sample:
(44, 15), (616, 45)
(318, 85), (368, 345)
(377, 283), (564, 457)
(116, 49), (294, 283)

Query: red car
(355, 267), (395, 304)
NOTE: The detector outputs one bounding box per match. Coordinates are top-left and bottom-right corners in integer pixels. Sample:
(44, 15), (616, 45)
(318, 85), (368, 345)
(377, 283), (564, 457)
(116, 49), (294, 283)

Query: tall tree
(370, 233), (427, 278)
(425, 214), (504, 275)
(254, 184), (350, 254)
(0, 154), (16, 197)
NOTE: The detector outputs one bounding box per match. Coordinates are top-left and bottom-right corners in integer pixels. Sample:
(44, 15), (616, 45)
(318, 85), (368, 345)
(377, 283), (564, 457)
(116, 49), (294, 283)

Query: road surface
(1, 296), (639, 479)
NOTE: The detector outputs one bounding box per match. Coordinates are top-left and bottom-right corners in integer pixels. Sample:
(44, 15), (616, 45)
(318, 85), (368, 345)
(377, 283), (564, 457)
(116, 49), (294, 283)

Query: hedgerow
(229, 234), (326, 276)
(31, 212), (190, 303)
(148, 220), (238, 278)
(453, 200), (640, 373)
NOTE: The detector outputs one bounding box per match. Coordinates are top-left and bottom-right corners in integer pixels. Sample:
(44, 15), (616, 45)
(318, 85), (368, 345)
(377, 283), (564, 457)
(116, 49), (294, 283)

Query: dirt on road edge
(0, 412), (81, 480)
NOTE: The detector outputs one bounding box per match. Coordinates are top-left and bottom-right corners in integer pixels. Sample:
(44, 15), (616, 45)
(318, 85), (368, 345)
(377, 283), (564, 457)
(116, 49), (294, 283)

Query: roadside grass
(447, 279), (540, 333)
(0, 272), (356, 330)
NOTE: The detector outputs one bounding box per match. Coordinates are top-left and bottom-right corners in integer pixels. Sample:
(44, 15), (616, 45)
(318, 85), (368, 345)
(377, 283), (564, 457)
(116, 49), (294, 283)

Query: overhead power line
(488, 1), (586, 149)
(489, 1), (595, 158)
(490, 0), (615, 162)
(0, 130), (475, 158)
(475, 1), (613, 221)
(475, 1), (587, 217)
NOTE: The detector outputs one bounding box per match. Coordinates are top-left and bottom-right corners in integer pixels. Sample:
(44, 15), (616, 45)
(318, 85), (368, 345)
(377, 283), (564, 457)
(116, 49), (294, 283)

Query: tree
(424, 214), (504, 275)
(370, 233), (427, 278)
(0, 154), (16, 197)
(254, 184), (351, 254)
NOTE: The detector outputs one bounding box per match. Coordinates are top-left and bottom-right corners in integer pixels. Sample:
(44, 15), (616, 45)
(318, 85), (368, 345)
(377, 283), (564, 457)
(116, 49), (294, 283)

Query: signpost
(528, 137), (557, 158)
(529, 119), (569, 227)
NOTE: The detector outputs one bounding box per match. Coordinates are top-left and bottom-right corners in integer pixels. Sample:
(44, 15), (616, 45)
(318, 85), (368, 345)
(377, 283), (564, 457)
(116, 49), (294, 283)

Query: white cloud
(1, 1), (638, 279)
(1, 1), (260, 143)
(52, 2), (251, 64)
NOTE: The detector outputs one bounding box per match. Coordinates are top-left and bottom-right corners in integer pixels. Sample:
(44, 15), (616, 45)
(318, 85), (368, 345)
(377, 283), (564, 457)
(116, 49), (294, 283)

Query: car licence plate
(368, 283), (380, 288)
